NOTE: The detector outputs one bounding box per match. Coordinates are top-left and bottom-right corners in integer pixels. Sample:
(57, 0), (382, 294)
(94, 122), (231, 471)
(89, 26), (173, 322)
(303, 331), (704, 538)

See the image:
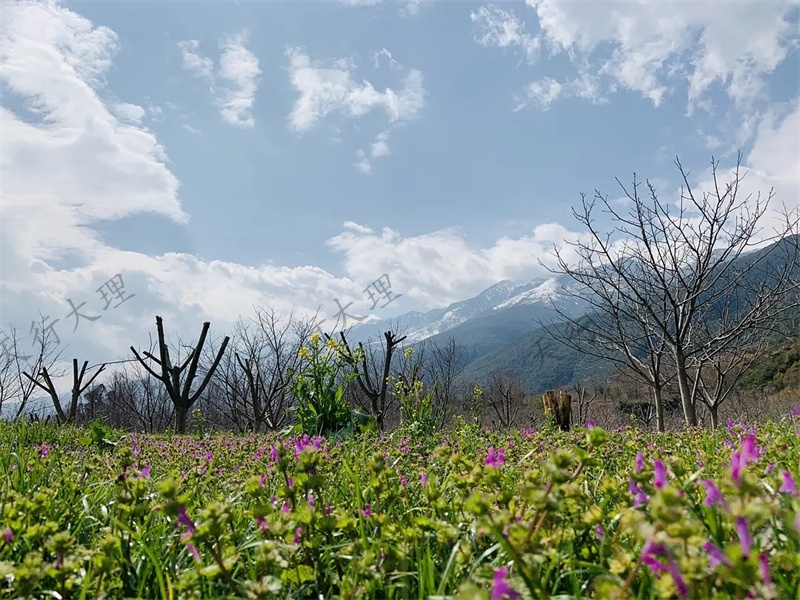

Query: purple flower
(259, 473), (266, 488)
(176, 507), (194, 533)
(791, 404), (800, 417)
(702, 541), (731, 568)
(2, 529), (12, 544)
(292, 526), (302, 545)
(186, 543), (200, 562)
(635, 452), (645, 474)
(736, 517), (752, 558)
(308, 493), (315, 510)
(628, 478), (648, 508)
(205, 451), (213, 463)
(699, 480), (730, 512)
(326, 502), (332, 517)
(779, 471), (798, 496)
(485, 447), (506, 468)
(653, 460), (667, 489)
(759, 553), (771, 586)
(491, 566), (520, 600)
(421, 472), (429, 488)
(400, 475), (408, 487)
(139, 464), (151, 479)
(595, 524), (605, 541)
(269, 444), (279, 464)
(361, 503), (372, 517)
(641, 538), (688, 598)
(281, 501), (290, 513)
(39, 444), (50, 459)
(731, 434), (762, 487)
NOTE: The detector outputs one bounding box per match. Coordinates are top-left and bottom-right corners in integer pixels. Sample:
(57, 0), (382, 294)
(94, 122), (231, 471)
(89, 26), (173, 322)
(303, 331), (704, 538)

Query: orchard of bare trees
(2, 155), (798, 435)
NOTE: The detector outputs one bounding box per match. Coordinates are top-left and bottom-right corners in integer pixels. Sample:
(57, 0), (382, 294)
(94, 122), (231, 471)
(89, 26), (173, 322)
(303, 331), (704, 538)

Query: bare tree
(131, 316), (230, 433)
(571, 380), (603, 425)
(23, 359), (106, 425)
(688, 268), (799, 428)
(204, 308), (313, 432)
(486, 369), (526, 429)
(546, 153), (799, 427)
(0, 318), (66, 420)
(422, 337), (469, 429)
(98, 363), (174, 432)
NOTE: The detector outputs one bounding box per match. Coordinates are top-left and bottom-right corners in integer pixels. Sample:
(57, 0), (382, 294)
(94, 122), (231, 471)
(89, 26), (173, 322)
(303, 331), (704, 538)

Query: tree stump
(543, 389), (572, 431)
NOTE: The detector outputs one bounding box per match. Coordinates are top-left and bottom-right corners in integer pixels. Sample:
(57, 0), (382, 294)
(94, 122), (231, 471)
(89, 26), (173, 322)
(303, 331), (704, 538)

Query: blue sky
(1, 0), (799, 392)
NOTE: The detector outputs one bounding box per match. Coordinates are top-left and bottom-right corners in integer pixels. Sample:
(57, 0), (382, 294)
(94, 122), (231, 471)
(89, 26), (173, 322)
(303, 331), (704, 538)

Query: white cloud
(3, 0), (796, 403)
(515, 69), (606, 110)
(182, 123), (202, 136)
(470, 4), (540, 63)
(177, 33), (261, 128)
(372, 48), (400, 70)
(286, 47), (427, 132)
(177, 39), (214, 81)
(354, 130), (391, 173)
(112, 102), (146, 124)
(339, 0), (429, 16)
(216, 32), (261, 128)
(517, 0), (799, 114)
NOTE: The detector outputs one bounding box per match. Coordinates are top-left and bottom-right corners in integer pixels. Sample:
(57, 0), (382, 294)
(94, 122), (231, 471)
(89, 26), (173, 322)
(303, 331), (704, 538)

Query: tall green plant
(290, 333), (373, 438)
(394, 377), (438, 437)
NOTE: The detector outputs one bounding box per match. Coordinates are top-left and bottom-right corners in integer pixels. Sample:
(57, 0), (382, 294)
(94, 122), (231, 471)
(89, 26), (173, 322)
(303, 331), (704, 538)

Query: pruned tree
(330, 329), (407, 431)
(546, 153), (799, 428)
(131, 316), (230, 433)
(24, 359), (106, 425)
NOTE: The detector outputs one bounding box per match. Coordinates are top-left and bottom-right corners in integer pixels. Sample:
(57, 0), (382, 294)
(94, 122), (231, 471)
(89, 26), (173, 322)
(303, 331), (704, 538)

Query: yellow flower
(404, 348), (413, 357)
(298, 347), (310, 358)
(310, 332), (321, 345)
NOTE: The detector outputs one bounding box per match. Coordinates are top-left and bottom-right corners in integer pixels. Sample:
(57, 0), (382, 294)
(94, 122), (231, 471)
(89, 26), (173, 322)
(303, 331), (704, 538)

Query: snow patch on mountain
(348, 278), (544, 344)
(493, 277), (563, 309)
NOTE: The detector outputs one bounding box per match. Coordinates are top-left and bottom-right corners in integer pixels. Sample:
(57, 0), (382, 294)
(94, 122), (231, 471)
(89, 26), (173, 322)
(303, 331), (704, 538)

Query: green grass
(1, 415), (799, 599)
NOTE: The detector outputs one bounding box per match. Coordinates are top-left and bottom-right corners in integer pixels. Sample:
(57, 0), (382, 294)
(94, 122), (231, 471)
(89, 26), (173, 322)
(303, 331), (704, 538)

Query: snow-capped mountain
(346, 278), (559, 345)
(492, 277), (566, 310)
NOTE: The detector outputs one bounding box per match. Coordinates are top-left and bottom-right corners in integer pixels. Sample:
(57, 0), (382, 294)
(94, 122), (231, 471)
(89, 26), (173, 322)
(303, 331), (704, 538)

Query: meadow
(1, 414), (799, 600)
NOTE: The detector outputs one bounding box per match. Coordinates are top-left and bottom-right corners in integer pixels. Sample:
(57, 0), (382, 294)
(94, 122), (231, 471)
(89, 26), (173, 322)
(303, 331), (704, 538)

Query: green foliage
(0, 413), (798, 599)
(291, 334), (373, 439)
(739, 339), (800, 392)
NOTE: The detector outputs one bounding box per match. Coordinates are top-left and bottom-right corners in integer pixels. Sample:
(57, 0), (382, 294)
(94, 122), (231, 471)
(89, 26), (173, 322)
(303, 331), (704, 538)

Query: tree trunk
(175, 404), (189, 433)
(709, 404), (719, 430)
(653, 386), (665, 433)
(674, 351), (698, 427)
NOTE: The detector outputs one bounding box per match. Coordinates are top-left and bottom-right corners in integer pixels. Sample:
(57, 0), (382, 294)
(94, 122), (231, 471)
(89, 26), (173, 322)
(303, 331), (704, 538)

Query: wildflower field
(1, 416), (799, 600)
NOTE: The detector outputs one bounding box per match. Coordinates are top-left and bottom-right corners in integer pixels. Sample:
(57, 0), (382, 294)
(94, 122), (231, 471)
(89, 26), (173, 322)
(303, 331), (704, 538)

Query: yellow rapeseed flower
(298, 347), (310, 358)
(404, 348), (413, 357)
(310, 332), (321, 345)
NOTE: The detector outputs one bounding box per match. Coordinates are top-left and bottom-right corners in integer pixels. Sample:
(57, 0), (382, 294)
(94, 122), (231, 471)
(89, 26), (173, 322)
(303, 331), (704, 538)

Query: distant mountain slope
(347, 279), (543, 345)
(458, 234), (800, 394)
